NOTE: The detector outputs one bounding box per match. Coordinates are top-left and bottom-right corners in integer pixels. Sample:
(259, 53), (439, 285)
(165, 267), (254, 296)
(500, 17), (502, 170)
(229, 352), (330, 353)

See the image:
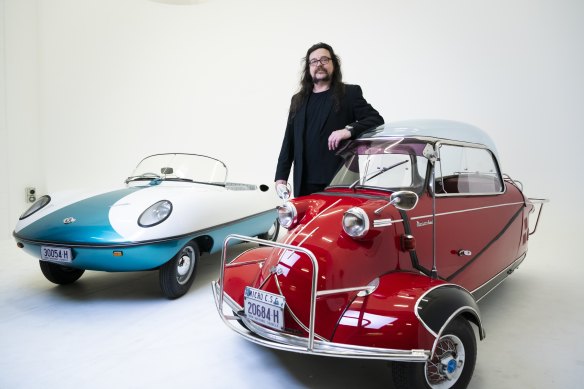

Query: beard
(311, 67), (331, 84)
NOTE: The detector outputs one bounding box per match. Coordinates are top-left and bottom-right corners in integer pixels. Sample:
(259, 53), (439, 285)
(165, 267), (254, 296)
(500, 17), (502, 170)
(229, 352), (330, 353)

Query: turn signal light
(401, 234), (416, 251)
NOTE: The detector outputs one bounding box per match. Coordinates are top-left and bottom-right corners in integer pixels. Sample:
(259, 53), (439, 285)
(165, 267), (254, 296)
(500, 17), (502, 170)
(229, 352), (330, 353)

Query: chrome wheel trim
(425, 334), (465, 388)
(176, 246), (195, 285)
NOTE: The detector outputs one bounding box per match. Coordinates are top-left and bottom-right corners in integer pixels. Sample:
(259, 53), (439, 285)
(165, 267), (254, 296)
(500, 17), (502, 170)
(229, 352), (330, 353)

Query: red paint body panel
(222, 184), (530, 348)
(217, 123), (547, 363)
(407, 186), (527, 291)
(332, 272), (442, 350)
(226, 194), (404, 340)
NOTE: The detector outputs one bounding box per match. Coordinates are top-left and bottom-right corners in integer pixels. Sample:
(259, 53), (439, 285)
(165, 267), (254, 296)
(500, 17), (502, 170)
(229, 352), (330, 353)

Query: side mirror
(390, 191), (419, 211)
(276, 183), (292, 200)
(161, 167), (173, 174)
(375, 190), (418, 214)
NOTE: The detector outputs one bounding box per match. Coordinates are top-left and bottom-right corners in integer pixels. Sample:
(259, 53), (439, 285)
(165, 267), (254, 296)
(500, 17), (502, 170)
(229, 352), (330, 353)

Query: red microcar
(213, 119), (547, 388)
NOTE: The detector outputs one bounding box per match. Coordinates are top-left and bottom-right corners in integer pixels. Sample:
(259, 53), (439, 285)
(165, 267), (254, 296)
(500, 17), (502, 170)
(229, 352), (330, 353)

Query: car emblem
(63, 217), (76, 224)
(416, 220), (433, 227)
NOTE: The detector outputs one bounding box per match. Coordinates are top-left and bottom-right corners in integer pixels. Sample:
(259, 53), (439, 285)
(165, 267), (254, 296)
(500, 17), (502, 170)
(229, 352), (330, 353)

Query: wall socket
(26, 187), (37, 203)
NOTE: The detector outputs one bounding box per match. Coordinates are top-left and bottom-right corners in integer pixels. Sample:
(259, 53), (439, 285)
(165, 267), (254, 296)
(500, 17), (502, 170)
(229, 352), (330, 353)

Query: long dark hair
(290, 42), (345, 115)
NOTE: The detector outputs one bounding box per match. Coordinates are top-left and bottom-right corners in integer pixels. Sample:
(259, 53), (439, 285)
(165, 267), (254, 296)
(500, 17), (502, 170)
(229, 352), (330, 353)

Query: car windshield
(126, 153), (227, 185)
(329, 139), (428, 191)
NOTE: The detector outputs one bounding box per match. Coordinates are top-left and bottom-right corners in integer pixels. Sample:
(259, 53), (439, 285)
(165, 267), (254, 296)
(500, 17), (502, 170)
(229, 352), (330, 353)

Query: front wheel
(39, 260), (85, 285)
(159, 242), (199, 299)
(391, 318), (477, 389)
(258, 219), (280, 242)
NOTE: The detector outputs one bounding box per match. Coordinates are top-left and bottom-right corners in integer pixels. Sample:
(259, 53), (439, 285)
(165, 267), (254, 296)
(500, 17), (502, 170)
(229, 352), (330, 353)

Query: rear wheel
(39, 260), (85, 285)
(159, 242), (199, 299)
(392, 318), (477, 389)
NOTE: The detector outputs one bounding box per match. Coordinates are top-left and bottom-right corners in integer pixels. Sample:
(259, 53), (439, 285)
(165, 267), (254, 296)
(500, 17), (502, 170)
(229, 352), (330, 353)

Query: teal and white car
(13, 153), (280, 299)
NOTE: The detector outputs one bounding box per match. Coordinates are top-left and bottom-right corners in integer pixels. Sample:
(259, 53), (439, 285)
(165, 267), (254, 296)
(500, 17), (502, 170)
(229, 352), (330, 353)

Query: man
(275, 42), (384, 197)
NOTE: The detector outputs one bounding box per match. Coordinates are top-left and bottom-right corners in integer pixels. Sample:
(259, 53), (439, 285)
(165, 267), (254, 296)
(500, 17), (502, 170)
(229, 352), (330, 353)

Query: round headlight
(138, 200), (172, 227)
(277, 202), (297, 229)
(342, 207), (370, 238)
(19, 195), (51, 220)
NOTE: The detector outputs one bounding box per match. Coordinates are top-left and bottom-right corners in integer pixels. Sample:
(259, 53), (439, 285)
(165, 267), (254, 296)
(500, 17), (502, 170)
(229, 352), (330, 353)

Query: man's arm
(275, 103), (296, 183)
(328, 85), (384, 150)
(347, 84), (384, 138)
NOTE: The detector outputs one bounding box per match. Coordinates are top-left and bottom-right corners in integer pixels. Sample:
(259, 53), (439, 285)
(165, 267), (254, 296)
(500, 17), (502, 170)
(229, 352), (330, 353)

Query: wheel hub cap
(177, 254), (191, 277)
(441, 356), (459, 378)
(426, 334), (465, 388)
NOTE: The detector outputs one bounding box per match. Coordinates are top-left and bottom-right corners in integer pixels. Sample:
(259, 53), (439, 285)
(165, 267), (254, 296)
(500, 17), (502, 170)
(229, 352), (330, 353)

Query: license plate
(244, 287), (285, 331)
(41, 246), (73, 263)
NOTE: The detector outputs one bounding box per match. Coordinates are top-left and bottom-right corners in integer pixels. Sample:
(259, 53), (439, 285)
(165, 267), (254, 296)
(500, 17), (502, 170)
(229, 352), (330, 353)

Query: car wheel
(258, 219), (280, 242)
(159, 242), (199, 299)
(391, 318), (477, 389)
(39, 260), (85, 285)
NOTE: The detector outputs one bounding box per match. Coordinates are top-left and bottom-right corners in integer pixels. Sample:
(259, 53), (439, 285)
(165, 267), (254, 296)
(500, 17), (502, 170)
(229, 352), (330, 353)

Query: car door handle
(457, 249), (472, 257)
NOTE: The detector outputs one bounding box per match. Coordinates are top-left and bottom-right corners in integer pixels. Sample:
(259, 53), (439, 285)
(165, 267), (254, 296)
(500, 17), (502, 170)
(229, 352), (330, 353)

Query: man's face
(308, 48), (334, 85)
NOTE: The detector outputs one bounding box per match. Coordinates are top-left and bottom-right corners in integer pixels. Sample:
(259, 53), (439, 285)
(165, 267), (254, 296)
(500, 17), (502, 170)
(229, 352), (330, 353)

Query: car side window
(435, 144), (503, 195)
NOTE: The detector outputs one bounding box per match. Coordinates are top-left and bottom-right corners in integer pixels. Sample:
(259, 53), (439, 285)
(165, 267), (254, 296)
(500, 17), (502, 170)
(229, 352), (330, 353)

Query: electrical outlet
(26, 187), (37, 203)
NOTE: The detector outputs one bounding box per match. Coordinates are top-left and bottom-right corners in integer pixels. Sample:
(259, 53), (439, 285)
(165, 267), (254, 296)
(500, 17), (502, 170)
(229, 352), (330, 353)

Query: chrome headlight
(277, 202), (297, 229)
(19, 195), (51, 220)
(138, 200), (172, 227)
(342, 207), (370, 238)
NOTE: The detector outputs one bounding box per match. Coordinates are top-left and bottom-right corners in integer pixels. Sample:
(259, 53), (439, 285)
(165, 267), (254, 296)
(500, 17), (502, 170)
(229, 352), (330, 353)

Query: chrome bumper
(212, 234), (430, 363)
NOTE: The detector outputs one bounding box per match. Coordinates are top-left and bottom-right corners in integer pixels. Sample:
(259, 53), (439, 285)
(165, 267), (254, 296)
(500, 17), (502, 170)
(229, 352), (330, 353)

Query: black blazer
(275, 84), (384, 197)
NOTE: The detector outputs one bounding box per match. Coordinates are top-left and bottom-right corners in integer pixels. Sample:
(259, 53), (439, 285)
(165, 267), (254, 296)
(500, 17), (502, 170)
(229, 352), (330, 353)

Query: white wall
(2, 0), (583, 238)
(2, 0), (44, 239)
(0, 0), (7, 238)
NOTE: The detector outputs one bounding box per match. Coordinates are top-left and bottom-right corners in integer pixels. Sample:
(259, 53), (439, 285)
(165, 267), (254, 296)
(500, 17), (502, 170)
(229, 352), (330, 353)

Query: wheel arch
(416, 284), (486, 343)
(192, 235), (213, 254)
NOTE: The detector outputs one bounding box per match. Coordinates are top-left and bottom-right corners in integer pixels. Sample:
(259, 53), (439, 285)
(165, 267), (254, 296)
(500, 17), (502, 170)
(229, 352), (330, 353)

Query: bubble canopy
(358, 119), (499, 158)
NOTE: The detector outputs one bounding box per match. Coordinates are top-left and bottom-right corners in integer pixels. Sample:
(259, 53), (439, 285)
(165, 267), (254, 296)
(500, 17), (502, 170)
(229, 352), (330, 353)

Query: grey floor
(1, 222), (581, 389)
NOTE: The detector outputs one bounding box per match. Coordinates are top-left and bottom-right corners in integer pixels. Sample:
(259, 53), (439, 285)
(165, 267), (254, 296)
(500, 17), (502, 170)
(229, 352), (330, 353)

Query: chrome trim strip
(373, 219), (399, 227)
(430, 305), (483, 356)
(410, 201), (524, 221)
(435, 191), (504, 198)
(357, 135), (487, 150)
(413, 283), (478, 337)
(414, 284), (450, 338)
(316, 285), (377, 297)
(472, 253), (526, 302)
(527, 197), (549, 235)
(372, 201), (523, 228)
(225, 258), (266, 269)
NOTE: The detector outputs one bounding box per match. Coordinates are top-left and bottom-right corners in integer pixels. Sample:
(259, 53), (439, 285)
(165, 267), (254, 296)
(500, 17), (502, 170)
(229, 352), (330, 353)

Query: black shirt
(303, 89), (333, 184)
